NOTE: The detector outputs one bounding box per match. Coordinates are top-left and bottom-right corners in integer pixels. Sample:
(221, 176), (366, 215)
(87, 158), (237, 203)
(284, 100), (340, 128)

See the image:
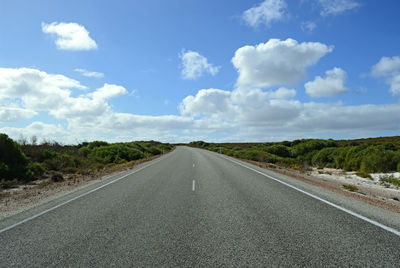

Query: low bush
(51, 173), (64, 182)
(264, 145), (291, 158)
(343, 184), (358, 192)
(380, 175), (400, 188)
(189, 136), (400, 175)
(0, 134), (32, 181)
(0, 179), (17, 189)
(0, 133), (173, 183)
(356, 171), (371, 179)
(27, 162), (45, 177)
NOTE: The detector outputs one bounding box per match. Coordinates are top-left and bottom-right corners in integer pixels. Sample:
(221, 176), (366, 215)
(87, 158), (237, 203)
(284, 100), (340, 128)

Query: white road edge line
(223, 156), (400, 237)
(192, 180), (195, 191)
(0, 158), (163, 234)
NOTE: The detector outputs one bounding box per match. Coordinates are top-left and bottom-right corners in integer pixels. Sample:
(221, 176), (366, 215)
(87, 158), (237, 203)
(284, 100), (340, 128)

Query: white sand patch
(310, 168), (400, 202)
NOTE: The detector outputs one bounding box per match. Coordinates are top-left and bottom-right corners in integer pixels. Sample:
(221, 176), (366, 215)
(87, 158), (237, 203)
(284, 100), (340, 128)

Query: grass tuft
(343, 184), (358, 192)
(380, 175), (400, 188)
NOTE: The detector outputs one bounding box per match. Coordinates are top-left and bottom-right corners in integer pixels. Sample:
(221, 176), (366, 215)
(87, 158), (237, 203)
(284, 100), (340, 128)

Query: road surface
(1, 146), (399, 267)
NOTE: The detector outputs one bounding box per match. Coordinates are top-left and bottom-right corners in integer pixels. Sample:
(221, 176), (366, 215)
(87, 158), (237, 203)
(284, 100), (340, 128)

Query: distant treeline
(0, 133), (173, 186)
(189, 137), (400, 175)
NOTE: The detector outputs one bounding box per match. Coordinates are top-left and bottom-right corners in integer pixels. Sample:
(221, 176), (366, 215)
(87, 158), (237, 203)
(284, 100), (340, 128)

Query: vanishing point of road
(1, 146), (399, 267)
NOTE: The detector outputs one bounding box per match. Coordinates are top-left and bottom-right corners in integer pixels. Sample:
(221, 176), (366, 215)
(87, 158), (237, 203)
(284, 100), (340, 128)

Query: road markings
(0, 158), (163, 234)
(223, 156), (400, 238)
(192, 180), (195, 191)
(193, 163), (195, 168)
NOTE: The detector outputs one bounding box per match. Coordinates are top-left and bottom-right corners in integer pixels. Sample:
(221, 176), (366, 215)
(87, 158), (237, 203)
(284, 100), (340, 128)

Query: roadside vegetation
(189, 136), (400, 187)
(342, 184), (358, 192)
(0, 133), (173, 190)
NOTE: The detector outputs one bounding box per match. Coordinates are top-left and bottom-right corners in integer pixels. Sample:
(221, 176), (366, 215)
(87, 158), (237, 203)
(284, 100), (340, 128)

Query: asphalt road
(1, 146), (399, 267)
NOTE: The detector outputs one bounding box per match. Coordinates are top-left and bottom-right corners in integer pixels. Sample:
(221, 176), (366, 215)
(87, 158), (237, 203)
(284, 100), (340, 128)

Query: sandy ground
(310, 168), (400, 201)
(1, 151), (399, 220)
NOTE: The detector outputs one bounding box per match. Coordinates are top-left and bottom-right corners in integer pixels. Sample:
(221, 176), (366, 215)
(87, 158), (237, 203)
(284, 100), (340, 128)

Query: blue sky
(0, 0), (399, 143)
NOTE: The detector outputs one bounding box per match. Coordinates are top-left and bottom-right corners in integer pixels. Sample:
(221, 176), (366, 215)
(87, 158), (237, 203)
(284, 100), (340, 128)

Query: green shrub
(343, 145), (368, 171)
(88, 141), (109, 149)
(0, 179), (17, 189)
(0, 133), (31, 180)
(148, 147), (161, 155)
(380, 175), (400, 188)
(243, 150), (265, 162)
(42, 149), (58, 160)
(343, 184), (358, 192)
(51, 173), (64, 182)
(358, 146), (397, 173)
(356, 171), (371, 179)
(62, 167), (79, 173)
(265, 145), (290, 158)
(79, 147), (91, 157)
(89, 144), (145, 164)
(311, 147), (337, 168)
(28, 162), (45, 177)
(291, 139), (337, 157)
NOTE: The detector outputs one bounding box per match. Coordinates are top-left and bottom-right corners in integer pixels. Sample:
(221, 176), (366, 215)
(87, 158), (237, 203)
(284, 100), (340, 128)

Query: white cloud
(371, 56), (400, 95)
(0, 122), (72, 144)
(301, 21), (317, 32)
(180, 50), (220, 80)
(42, 22), (98, 51)
(74, 68), (104, 78)
(180, 89), (232, 116)
(242, 0), (287, 27)
(2, 41), (400, 143)
(0, 104), (36, 123)
(318, 0), (361, 16)
(179, 86), (400, 140)
(0, 67), (196, 141)
(232, 38), (333, 89)
(0, 67), (122, 122)
(305, 67), (348, 97)
(89, 83), (127, 100)
(267, 87), (296, 99)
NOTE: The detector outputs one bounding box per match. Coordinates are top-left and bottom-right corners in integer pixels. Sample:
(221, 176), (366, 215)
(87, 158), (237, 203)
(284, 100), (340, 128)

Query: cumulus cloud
(0, 67), (124, 121)
(318, 0), (361, 16)
(242, 0), (287, 27)
(180, 50), (220, 80)
(2, 40), (400, 143)
(42, 22), (98, 50)
(371, 56), (400, 95)
(0, 122), (71, 143)
(74, 68), (104, 78)
(232, 38), (333, 89)
(267, 87), (296, 99)
(89, 84), (128, 100)
(0, 67), (197, 142)
(179, 86), (400, 140)
(301, 21), (317, 32)
(180, 89), (232, 116)
(305, 67), (348, 97)
(0, 105), (36, 123)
